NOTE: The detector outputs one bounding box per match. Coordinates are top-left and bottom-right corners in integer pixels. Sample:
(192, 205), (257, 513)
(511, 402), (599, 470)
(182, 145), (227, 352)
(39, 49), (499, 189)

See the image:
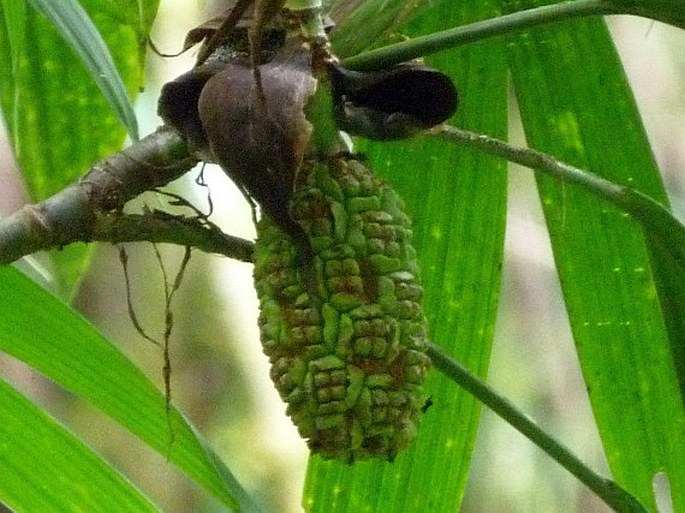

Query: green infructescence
(253, 155), (430, 461)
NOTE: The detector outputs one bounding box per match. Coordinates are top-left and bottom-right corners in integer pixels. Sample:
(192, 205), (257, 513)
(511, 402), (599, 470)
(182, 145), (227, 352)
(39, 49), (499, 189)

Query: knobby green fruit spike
(253, 155), (431, 461)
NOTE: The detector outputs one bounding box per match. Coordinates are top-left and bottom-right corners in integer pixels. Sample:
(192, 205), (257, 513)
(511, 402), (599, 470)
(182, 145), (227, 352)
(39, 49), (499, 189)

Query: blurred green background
(0, 1), (684, 512)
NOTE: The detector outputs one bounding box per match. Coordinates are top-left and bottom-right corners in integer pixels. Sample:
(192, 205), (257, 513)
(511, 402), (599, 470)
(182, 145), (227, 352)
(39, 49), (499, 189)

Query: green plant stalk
(432, 126), (685, 271)
(426, 343), (649, 513)
(341, 0), (621, 70)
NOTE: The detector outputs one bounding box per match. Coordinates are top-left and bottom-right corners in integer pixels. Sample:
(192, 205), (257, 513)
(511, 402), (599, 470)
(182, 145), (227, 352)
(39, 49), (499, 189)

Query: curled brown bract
(330, 62), (459, 140)
(198, 43), (317, 233)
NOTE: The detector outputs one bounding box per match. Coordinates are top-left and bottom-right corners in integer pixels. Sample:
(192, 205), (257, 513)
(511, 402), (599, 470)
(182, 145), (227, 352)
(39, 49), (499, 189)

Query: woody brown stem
(0, 126), (203, 264)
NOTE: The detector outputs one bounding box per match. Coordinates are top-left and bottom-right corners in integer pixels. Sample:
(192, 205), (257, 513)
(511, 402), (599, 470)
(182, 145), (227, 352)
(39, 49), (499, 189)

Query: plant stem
(341, 0), (621, 70)
(92, 211), (254, 262)
(426, 343), (649, 513)
(432, 125), (685, 272)
(0, 127), (197, 264)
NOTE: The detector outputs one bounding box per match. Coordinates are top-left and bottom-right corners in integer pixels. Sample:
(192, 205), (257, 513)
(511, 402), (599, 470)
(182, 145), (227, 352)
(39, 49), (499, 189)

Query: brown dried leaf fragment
(182, 15), (227, 53)
(193, 0), (288, 67)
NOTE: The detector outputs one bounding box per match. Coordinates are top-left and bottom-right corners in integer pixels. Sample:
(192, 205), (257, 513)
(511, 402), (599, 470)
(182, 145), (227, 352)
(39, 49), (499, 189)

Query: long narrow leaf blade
(504, 6), (685, 511)
(25, 0), (138, 140)
(329, 0), (433, 57)
(0, 266), (257, 513)
(0, 377), (159, 513)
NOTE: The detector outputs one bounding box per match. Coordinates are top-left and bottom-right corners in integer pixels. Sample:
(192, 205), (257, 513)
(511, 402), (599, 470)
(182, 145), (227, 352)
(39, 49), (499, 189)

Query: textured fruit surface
(253, 155), (430, 461)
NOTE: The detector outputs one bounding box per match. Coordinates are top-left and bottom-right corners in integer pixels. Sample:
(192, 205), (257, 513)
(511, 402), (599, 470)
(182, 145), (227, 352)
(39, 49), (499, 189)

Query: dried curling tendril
(253, 155), (431, 461)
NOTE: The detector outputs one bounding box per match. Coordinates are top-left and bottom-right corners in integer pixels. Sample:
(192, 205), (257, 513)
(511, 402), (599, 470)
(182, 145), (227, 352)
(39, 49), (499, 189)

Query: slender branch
(341, 0), (621, 71)
(92, 211), (254, 262)
(0, 126), (198, 264)
(431, 125), (685, 271)
(427, 343), (649, 513)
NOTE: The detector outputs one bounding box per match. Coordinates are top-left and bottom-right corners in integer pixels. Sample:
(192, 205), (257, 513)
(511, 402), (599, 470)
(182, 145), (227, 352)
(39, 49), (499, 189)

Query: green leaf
(0, 265), (258, 513)
(0, 377), (160, 513)
(0, 0), (159, 289)
(0, 0), (156, 201)
(329, 0), (434, 57)
(25, 0), (138, 140)
(502, 1), (685, 510)
(303, 3), (508, 511)
(1, 0), (24, 74)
